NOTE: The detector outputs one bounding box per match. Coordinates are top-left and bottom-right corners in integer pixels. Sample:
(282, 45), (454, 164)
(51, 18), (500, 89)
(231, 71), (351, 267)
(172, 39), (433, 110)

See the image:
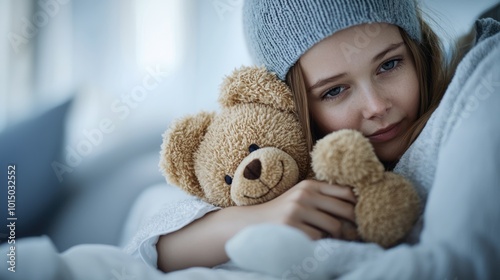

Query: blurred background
(0, 0), (499, 252)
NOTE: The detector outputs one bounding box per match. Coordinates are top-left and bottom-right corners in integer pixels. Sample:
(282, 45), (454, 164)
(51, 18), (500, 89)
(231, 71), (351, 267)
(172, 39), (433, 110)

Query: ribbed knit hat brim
(243, 0), (421, 80)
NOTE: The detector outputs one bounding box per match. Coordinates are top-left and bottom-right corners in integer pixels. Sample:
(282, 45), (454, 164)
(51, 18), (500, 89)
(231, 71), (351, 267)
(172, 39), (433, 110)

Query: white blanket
(0, 236), (277, 280)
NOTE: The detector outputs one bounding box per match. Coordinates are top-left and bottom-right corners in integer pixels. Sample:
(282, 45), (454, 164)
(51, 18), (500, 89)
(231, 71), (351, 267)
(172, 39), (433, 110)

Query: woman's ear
(218, 66), (296, 113)
(159, 112), (215, 198)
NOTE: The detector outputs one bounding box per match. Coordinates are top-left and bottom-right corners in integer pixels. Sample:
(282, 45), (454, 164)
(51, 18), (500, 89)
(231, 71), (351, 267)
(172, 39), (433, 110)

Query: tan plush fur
(160, 112), (215, 199)
(161, 66), (310, 208)
(160, 66), (420, 248)
(312, 130), (420, 247)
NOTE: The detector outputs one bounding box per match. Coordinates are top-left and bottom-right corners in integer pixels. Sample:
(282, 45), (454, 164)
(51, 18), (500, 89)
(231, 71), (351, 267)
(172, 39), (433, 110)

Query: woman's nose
(360, 86), (392, 119)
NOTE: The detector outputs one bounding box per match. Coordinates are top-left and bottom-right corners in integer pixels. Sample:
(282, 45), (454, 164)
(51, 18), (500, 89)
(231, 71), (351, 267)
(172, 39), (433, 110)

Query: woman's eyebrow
(372, 41), (405, 63)
(308, 73), (347, 92)
(307, 42), (405, 93)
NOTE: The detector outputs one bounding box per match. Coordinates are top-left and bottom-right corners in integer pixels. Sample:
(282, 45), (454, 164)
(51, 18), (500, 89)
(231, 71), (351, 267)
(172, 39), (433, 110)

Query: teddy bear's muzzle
(231, 147), (300, 206)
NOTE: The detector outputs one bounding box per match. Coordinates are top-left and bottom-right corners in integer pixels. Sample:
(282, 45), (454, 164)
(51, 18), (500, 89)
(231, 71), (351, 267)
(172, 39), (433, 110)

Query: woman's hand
(251, 179), (357, 240)
(157, 179), (357, 272)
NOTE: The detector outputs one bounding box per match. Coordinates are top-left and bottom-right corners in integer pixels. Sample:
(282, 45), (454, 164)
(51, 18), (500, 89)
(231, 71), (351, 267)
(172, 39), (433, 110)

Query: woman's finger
(295, 224), (324, 240)
(297, 207), (343, 238)
(287, 180), (357, 223)
(316, 181), (357, 204)
(313, 195), (356, 223)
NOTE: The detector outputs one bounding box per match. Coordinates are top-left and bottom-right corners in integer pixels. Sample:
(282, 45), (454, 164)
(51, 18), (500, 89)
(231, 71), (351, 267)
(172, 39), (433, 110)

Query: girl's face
(299, 23), (419, 163)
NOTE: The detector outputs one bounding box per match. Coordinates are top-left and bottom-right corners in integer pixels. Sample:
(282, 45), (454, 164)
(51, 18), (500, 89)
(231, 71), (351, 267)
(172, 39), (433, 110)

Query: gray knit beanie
(243, 0), (422, 80)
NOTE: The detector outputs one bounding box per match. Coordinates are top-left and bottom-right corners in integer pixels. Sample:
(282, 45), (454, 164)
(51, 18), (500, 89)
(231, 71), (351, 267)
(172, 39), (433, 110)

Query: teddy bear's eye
(224, 175), (233, 185)
(249, 144), (260, 153)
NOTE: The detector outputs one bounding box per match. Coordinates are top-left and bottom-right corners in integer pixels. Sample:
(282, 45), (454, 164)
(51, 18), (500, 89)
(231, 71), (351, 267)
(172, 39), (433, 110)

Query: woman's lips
(367, 122), (402, 143)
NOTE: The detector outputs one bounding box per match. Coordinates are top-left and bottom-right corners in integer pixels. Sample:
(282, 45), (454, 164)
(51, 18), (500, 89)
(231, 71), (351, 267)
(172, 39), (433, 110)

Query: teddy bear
(160, 66), (420, 248)
(159, 66), (311, 209)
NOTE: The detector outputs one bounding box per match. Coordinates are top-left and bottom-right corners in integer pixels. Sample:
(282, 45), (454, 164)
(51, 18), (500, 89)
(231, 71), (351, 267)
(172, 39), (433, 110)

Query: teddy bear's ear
(218, 66), (295, 113)
(159, 112), (215, 198)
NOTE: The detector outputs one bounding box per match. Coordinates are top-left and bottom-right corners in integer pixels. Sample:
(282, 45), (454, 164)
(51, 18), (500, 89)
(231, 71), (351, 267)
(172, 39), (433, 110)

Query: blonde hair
(286, 11), (459, 160)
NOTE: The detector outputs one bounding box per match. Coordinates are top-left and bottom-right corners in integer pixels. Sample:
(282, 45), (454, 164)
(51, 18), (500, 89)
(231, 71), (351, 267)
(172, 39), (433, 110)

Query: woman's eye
(379, 59), (401, 73)
(322, 86), (346, 99)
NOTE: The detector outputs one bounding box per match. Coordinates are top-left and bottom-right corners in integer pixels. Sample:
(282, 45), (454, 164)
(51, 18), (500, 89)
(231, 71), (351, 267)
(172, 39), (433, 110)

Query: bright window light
(0, 0), (10, 131)
(134, 0), (184, 71)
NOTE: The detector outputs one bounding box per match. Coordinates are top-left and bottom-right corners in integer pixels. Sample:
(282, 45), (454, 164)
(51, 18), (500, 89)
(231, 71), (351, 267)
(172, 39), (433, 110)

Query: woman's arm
(156, 205), (253, 271)
(156, 179), (357, 272)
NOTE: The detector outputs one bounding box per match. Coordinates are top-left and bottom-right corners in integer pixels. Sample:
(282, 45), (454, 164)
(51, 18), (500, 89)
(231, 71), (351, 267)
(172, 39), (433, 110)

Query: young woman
(125, 0), (500, 278)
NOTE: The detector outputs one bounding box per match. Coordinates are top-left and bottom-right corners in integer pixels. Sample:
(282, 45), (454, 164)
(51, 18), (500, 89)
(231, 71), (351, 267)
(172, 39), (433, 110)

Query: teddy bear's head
(160, 66), (310, 207)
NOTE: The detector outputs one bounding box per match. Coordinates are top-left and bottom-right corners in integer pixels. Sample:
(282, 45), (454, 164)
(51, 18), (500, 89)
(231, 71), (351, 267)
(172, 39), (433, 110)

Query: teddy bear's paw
(225, 224), (321, 278)
(356, 173), (421, 247)
(312, 129), (384, 187)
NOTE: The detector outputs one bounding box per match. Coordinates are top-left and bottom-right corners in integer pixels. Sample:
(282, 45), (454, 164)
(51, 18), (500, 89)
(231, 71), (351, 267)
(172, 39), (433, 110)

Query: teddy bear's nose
(244, 159), (262, 180)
